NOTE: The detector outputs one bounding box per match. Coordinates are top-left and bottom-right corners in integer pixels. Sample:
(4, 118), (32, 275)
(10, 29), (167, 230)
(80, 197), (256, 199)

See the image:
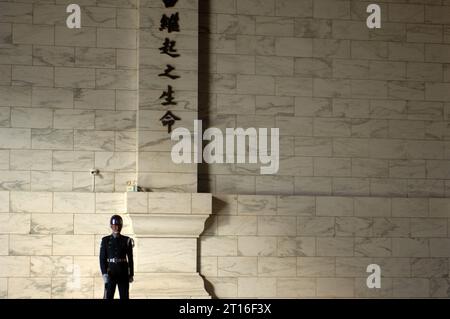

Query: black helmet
(110, 215), (123, 226)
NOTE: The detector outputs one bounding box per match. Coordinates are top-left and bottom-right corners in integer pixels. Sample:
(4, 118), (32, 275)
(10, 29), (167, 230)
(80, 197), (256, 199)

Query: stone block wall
(0, 191), (126, 298)
(1, 0), (449, 196)
(1, 0), (450, 300)
(2, 190), (450, 298)
(198, 0), (450, 196)
(137, 0), (199, 192)
(0, 191), (212, 298)
(0, 0), (139, 193)
(200, 194), (450, 298)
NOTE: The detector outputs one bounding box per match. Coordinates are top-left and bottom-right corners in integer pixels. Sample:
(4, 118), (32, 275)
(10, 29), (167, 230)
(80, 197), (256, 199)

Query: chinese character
(160, 110), (180, 133)
(162, 0), (178, 8)
(159, 85), (177, 106)
(158, 64), (180, 80)
(159, 13), (180, 33)
(159, 38), (180, 58)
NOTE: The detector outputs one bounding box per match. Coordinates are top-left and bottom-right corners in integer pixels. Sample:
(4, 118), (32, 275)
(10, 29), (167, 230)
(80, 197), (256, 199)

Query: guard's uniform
(100, 233), (134, 299)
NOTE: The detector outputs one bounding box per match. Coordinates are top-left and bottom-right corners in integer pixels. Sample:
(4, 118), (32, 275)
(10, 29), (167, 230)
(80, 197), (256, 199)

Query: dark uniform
(100, 215), (134, 299)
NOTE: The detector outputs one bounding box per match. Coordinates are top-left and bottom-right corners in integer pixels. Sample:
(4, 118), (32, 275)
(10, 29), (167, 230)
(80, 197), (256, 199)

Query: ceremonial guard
(99, 215), (134, 299)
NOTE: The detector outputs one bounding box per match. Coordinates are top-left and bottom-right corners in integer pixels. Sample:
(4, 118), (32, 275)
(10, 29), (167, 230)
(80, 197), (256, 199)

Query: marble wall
(2, 0), (448, 196)
(1, 0), (450, 300)
(200, 194), (450, 298)
(0, 191), (126, 298)
(137, 0), (199, 192)
(0, 190), (212, 298)
(1, 190), (450, 298)
(198, 0), (450, 197)
(0, 0), (139, 192)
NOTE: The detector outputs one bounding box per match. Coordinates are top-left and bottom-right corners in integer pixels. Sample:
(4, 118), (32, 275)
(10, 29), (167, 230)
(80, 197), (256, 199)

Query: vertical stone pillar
(138, 0), (199, 192)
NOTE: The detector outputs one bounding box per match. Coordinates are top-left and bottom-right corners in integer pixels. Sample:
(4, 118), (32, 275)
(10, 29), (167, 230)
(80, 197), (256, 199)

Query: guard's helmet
(110, 215), (123, 228)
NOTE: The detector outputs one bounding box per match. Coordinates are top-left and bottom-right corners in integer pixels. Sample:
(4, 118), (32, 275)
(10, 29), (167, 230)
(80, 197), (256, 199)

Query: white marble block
(137, 238), (197, 272)
(127, 190), (212, 298)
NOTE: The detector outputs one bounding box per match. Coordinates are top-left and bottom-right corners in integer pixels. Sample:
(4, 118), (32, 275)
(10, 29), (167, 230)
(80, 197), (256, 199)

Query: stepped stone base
(127, 192), (212, 298)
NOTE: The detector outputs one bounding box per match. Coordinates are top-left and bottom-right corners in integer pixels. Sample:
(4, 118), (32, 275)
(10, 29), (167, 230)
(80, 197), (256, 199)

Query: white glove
(102, 274), (109, 284)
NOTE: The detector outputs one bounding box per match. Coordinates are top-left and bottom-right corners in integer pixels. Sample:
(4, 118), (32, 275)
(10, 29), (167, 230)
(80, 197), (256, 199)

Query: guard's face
(111, 224), (121, 234)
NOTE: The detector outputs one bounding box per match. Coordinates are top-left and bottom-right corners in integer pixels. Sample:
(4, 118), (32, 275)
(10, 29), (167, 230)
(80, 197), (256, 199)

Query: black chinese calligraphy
(160, 13), (180, 33)
(160, 110), (180, 133)
(159, 85), (177, 106)
(159, 38), (180, 58)
(158, 64), (180, 80)
(162, 0), (178, 8)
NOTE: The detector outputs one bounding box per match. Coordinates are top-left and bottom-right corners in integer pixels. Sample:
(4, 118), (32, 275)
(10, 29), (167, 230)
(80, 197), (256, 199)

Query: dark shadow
(197, 197), (219, 299)
(197, 0), (212, 193)
(197, 239), (218, 299)
(197, 195), (235, 298)
(197, 3), (231, 299)
(201, 275), (218, 299)
(211, 196), (230, 214)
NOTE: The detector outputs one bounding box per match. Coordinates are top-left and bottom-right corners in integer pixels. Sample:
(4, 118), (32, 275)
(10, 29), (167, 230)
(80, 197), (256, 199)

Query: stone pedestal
(126, 192), (211, 298)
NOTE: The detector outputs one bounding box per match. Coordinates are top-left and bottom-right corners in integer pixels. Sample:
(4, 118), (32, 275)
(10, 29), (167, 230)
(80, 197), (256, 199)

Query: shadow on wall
(201, 274), (218, 299)
(197, 195), (221, 299)
(198, 196), (236, 299)
(198, 0), (212, 193)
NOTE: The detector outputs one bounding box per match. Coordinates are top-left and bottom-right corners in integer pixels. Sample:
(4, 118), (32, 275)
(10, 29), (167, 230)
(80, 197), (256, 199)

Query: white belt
(107, 258), (127, 263)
